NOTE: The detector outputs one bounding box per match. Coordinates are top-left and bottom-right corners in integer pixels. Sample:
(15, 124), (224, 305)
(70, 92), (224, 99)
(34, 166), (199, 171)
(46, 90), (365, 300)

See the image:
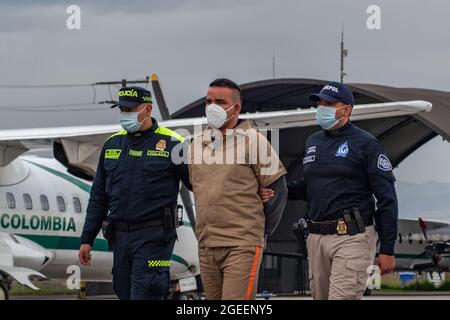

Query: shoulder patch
(155, 126), (185, 142)
(377, 154), (393, 172)
(107, 130), (127, 141)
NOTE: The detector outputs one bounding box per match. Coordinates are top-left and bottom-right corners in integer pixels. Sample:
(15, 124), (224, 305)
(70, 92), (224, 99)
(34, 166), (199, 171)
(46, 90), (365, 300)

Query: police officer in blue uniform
(78, 86), (191, 300)
(288, 82), (398, 299)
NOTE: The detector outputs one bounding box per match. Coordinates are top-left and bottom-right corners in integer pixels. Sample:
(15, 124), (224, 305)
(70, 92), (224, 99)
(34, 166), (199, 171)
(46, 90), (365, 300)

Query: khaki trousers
(306, 225), (377, 300)
(198, 246), (263, 300)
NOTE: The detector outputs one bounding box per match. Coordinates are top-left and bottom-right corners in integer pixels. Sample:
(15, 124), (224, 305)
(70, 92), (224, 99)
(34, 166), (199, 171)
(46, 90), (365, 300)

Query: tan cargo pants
(306, 225), (377, 300)
(198, 246), (263, 300)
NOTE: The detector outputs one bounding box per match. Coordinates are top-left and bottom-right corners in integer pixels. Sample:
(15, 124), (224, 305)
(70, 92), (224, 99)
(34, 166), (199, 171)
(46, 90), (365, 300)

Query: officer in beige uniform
(188, 78), (287, 300)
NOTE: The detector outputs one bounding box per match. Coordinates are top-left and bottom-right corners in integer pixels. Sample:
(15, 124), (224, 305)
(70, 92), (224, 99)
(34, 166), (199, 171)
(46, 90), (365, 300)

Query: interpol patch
(377, 154), (392, 171)
(335, 141), (349, 158)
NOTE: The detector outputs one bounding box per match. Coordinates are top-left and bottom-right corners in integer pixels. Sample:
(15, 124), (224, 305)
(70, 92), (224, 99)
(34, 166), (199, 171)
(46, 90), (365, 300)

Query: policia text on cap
(78, 86), (192, 300)
(261, 81), (398, 300)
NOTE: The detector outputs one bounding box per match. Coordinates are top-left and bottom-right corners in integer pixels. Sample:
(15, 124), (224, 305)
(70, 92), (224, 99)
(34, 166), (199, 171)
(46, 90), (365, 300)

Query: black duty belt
(307, 215), (373, 236)
(113, 217), (164, 232)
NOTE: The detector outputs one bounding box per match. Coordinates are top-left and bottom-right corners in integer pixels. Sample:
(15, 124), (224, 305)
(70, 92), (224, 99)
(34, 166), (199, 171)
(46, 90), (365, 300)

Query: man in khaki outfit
(188, 78), (287, 300)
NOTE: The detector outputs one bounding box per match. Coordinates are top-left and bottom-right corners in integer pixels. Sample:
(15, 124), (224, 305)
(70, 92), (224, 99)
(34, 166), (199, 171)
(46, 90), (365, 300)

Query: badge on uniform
(156, 139), (167, 151)
(377, 154), (392, 171)
(105, 149), (122, 160)
(335, 141), (349, 158)
(336, 220), (348, 235)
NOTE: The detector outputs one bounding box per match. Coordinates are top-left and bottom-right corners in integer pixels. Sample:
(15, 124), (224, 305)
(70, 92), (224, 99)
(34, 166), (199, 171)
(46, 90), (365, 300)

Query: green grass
(403, 280), (437, 291)
(381, 277), (450, 291)
(380, 280), (402, 290)
(11, 280), (77, 296)
(437, 280), (450, 291)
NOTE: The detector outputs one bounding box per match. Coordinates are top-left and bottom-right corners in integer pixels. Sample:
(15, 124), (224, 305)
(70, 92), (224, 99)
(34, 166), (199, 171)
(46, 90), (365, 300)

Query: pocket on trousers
(345, 259), (371, 292)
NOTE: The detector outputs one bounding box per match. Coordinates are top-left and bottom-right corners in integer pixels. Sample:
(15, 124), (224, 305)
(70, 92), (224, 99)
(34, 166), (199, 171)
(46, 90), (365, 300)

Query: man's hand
(259, 187), (275, 204)
(79, 244), (92, 266)
(378, 254), (396, 275)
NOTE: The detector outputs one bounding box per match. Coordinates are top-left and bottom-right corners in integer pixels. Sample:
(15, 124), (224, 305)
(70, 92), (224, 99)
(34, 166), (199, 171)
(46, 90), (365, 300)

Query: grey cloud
(1, 0), (450, 185)
(1, 0), (450, 121)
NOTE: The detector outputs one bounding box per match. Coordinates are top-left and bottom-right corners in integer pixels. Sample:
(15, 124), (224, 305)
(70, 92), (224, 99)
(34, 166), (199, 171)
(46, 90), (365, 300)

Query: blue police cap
(110, 86), (152, 109)
(308, 81), (354, 106)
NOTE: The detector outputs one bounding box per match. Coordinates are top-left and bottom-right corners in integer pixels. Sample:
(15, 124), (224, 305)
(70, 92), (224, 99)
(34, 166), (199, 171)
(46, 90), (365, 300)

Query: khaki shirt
(188, 120), (286, 248)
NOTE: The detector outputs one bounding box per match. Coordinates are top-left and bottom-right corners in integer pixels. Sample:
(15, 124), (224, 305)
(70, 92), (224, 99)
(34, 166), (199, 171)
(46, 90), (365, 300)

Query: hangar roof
(172, 79), (450, 180)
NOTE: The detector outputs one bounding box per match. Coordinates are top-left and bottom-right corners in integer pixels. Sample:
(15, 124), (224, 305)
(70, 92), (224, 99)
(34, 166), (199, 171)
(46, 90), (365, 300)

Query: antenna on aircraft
(340, 24), (348, 83)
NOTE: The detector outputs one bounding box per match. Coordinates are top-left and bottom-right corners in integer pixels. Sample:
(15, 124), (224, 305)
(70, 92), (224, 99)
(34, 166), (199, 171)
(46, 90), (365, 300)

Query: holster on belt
(292, 218), (309, 258)
(343, 207), (366, 236)
(101, 220), (115, 250)
(163, 204), (184, 229)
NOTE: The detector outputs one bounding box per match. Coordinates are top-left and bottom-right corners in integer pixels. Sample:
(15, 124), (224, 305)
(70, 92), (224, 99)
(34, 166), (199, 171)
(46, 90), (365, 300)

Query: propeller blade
(151, 73), (171, 120)
(432, 254), (442, 268)
(180, 186), (196, 230)
(418, 217), (430, 243)
(150, 73), (196, 229)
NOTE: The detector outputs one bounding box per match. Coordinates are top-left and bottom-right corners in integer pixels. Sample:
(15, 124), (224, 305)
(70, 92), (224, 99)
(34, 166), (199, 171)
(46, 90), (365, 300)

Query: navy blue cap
(308, 81), (354, 106)
(111, 86), (152, 109)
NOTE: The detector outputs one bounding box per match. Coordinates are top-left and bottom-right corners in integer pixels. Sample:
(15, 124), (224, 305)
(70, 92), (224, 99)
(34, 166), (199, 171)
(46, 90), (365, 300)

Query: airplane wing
(0, 100), (432, 178)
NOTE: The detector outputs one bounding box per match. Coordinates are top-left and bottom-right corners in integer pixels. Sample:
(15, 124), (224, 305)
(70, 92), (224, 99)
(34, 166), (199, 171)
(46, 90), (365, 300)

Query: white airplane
(395, 217), (450, 272)
(0, 77), (439, 299)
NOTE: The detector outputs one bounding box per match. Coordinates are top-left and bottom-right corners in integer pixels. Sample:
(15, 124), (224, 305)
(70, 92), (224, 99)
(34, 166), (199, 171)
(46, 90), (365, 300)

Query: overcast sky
(0, 0), (449, 182)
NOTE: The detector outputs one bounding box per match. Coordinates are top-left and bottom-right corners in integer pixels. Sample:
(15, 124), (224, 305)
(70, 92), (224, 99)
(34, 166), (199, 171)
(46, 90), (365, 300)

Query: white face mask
(205, 103), (236, 129)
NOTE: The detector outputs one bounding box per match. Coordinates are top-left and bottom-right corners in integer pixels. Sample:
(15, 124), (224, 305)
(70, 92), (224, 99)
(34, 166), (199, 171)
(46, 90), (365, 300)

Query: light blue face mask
(120, 108), (146, 133)
(315, 105), (345, 130)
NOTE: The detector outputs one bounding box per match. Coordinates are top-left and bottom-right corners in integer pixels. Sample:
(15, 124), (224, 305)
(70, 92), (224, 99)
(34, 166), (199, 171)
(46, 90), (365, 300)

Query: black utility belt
(112, 205), (183, 232)
(113, 217), (165, 232)
(307, 214), (373, 236)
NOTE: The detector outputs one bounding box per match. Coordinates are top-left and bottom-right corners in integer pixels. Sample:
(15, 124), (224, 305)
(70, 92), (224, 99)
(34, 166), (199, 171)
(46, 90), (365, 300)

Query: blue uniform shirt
(80, 118), (191, 246)
(288, 121), (398, 255)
